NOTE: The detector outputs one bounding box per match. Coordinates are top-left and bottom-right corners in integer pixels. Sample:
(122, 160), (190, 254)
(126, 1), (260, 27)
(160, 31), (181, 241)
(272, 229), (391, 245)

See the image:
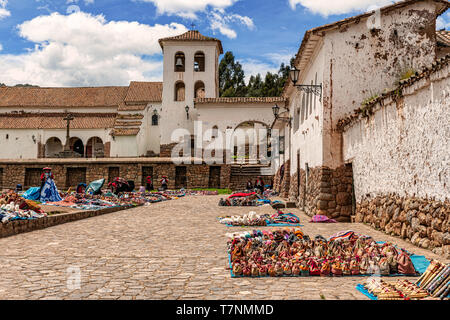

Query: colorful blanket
(40, 178), (62, 202)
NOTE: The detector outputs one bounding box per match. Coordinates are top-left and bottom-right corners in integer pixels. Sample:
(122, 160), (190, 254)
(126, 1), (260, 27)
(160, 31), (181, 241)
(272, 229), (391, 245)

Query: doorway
(141, 167), (153, 186)
(208, 166), (221, 188)
(175, 166), (187, 189)
(108, 167), (120, 183)
(24, 168), (41, 188)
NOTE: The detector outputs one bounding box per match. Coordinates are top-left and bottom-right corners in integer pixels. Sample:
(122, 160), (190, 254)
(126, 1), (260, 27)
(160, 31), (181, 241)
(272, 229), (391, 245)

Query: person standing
(146, 175), (154, 192)
(254, 176), (264, 194)
(246, 179), (253, 191)
(160, 176), (169, 191)
(39, 167), (62, 202)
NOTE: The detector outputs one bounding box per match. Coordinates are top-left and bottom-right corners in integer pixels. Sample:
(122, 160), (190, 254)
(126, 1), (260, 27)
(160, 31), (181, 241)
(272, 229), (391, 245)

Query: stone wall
(160, 143), (177, 157)
(0, 160), (232, 190)
(279, 160), (290, 198)
(355, 195), (450, 258)
(290, 165), (354, 222)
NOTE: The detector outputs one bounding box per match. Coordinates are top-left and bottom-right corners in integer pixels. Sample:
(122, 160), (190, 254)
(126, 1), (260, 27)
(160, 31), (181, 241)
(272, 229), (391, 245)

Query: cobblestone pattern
(0, 195), (447, 300)
(0, 206), (133, 239)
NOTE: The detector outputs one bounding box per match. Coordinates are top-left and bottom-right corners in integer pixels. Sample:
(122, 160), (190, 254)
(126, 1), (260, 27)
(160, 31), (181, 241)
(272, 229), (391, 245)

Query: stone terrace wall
(290, 165), (353, 222)
(0, 160), (232, 190)
(356, 195), (450, 258)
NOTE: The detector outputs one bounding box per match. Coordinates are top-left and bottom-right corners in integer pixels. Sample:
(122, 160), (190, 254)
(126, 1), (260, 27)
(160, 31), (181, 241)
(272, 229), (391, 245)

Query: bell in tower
(174, 52), (185, 72)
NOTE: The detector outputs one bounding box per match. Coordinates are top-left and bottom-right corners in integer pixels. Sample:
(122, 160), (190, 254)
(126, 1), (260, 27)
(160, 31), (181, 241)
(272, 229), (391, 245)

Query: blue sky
(0, 0), (448, 86)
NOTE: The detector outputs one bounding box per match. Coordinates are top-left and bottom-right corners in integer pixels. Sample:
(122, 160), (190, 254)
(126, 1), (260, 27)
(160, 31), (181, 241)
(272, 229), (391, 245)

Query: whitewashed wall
(343, 67), (450, 202)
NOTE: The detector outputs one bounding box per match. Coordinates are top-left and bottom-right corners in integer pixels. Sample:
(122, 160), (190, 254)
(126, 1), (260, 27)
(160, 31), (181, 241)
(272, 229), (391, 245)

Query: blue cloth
(356, 284), (378, 300)
(40, 178), (62, 202)
(22, 187), (41, 201)
(410, 255), (430, 274)
(86, 178), (105, 195)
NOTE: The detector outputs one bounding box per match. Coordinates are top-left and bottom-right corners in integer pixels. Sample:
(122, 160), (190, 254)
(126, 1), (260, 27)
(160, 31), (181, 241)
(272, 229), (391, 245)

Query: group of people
(246, 176), (272, 194)
(144, 175), (169, 192)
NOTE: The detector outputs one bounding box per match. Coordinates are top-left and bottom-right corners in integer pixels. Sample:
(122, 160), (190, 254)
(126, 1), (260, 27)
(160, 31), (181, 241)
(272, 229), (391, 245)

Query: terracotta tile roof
(0, 86), (128, 108)
(159, 30), (224, 54)
(437, 30), (450, 47)
(111, 128), (140, 136)
(123, 81), (163, 104)
(283, 0), (450, 96)
(114, 120), (142, 127)
(194, 97), (286, 104)
(0, 113), (116, 129)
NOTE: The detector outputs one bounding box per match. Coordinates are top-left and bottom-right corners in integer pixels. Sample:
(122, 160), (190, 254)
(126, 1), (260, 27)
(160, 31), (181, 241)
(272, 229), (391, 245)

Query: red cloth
(40, 173), (54, 181)
(228, 192), (256, 199)
(146, 176), (152, 184)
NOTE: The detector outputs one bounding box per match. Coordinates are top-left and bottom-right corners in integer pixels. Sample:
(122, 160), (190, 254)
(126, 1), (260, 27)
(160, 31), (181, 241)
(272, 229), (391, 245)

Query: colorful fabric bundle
(227, 229), (421, 278)
(415, 260), (450, 299)
(310, 215), (337, 223)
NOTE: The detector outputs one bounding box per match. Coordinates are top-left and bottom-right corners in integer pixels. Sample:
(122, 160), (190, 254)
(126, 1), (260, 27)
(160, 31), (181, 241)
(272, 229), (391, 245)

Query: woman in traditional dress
(160, 176), (168, 191)
(39, 167), (62, 202)
(254, 176), (265, 194)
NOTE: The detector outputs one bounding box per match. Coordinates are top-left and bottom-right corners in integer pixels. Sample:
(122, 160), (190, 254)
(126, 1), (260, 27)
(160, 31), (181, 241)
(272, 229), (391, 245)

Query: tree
(219, 51), (247, 97)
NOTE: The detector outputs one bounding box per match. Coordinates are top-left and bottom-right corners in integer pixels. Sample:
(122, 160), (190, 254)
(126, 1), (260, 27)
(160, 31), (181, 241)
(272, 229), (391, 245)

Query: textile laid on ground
(0, 191), (47, 223)
(40, 178), (62, 202)
(219, 190), (276, 207)
(22, 187), (41, 201)
(219, 210), (301, 227)
(227, 229), (423, 278)
(184, 190), (219, 196)
(44, 190), (186, 210)
(310, 215), (337, 223)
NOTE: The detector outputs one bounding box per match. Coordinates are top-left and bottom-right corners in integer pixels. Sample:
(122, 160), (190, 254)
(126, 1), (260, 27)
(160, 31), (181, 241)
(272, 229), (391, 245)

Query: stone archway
(86, 137), (104, 158)
(45, 137), (63, 158)
(69, 137), (84, 157)
(232, 121), (270, 164)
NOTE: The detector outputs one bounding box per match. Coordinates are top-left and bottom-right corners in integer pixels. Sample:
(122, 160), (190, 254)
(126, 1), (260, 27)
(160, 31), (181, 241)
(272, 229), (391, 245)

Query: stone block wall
(0, 161), (233, 191)
(160, 143), (177, 157)
(288, 164), (354, 222)
(279, 160), (290, 198)
(355, 195), (450, 258)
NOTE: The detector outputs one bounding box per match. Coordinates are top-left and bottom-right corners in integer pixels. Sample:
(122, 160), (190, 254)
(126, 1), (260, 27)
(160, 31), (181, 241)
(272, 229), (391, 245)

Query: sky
(0, 0), (448, 87)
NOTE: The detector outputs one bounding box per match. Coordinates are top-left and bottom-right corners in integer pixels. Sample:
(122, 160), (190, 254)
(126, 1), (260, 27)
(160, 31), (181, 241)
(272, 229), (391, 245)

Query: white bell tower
(158, 30), (223, 155)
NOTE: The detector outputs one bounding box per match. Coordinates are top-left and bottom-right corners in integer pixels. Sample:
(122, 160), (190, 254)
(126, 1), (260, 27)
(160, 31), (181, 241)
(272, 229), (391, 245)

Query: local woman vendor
(39, 167), (62, 202)
(160, 176), (169, 191)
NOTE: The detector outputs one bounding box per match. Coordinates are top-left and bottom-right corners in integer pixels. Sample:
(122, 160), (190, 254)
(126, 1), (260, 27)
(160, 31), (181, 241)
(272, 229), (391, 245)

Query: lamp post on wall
(289, 66), (322, 102)
(185, 105), (190, 120)
(272, 104), (292, 127)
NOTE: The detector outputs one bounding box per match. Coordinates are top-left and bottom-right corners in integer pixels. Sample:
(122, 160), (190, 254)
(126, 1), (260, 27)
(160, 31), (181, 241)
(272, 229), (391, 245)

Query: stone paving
(0, 195), (447, 300)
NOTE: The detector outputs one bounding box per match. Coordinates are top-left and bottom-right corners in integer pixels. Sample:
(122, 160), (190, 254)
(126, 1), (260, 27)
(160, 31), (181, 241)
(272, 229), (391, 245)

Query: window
(174, 81), (185, 101)
(293, 105), (300, 132)
(212, 126), (219, 138)
(300, 94), (306, 125)
(194, 81), (205, 99)
(152, 114), (158, 126)
(194, 51), (205, 72)
(174, 52), (185, 72)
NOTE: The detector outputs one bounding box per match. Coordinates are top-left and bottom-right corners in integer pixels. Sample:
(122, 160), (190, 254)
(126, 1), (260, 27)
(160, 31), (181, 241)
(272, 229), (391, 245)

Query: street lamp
(272, 104), (280, 119)
(185, 105), (190, 119)
(289, 66), (322, 101)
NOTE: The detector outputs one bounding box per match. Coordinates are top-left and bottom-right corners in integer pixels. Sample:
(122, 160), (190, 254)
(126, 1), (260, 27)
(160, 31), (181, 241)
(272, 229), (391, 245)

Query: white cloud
(139, 0), (237, 19)
(208, 9), (254, 39)
(0, 43), (3, 51)
(0, 12), (187, 86)
(0, 0), (11, 20)
(436, 12), (450, 30)
(288, 0), (398, 16)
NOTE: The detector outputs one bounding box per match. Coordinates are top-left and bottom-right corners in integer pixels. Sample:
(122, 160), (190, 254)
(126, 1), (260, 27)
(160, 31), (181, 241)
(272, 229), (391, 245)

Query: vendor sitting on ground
(39, 167), (62, 202)
(76, 183), (87, 194)
(160, 176), (169, 191)
(254, 176), (265, 194)
(246, 180), (253, 191)
(146, 175), (153, 192)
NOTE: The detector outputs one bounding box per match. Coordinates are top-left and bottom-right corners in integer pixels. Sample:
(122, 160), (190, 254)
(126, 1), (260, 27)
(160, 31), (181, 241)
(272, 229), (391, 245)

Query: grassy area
(189, 188), (232, 195)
